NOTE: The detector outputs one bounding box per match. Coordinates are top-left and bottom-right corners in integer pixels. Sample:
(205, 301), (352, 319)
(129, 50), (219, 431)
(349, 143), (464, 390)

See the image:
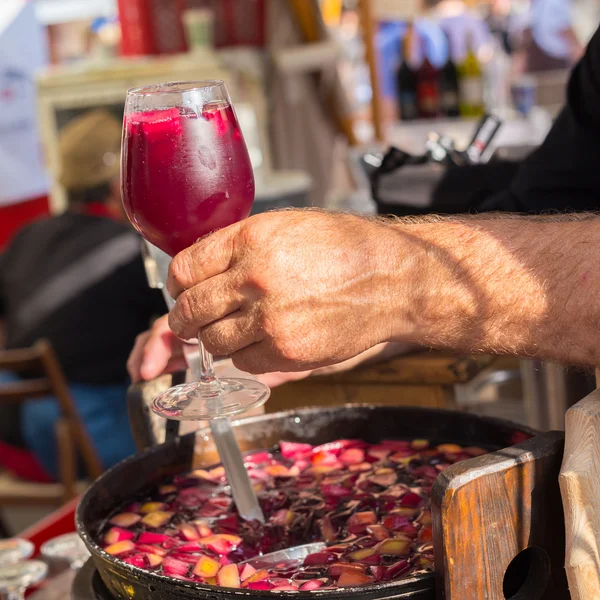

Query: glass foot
(151, 377), (270, 420)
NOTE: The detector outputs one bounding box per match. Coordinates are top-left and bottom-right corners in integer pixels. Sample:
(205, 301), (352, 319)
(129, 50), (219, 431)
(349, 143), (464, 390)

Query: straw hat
(58, 109), (122, 191)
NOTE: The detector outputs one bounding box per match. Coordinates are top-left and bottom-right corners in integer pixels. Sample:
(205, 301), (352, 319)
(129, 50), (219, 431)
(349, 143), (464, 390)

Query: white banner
(0, 1), (49, 206)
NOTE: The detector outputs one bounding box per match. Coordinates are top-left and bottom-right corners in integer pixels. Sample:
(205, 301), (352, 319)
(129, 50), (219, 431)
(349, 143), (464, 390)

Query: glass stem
(198, 337), (218, 384)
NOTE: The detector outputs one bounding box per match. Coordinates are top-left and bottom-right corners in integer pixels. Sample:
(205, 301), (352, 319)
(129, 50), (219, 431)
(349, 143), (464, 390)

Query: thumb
(167, 221), (242, 299)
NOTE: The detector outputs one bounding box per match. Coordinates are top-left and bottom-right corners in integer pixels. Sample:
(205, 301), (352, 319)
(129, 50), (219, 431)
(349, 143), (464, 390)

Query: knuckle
(176, 290), (197, 326)
(169, 253), (193, 292)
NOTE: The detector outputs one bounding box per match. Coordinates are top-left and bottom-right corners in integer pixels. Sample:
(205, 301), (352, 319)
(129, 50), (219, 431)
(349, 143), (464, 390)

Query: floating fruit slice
(139, 502), (165, 514)
(239, 564), (257, 581)
(141, 511), (173, 528)
(245, 569), (269, 583)
(217, 564), (240, 588)
(329, 563), (365, 579)
(437, 443), (462, 454)
(137, 532), (171, 545)
(105, 540), (135, 556)
(109, 512), (141, 528)
(384, 559), (411, 580)
(247, 581), (274, 590)
(135, 544), (167, 557)
(347, 547), (377, 562)
(146, 554), (163, 568)
(103, 527), (134, 545)
(159, 484), (177, 495)
(303, 552), (337, 566)
(347, 511), (377, 534)
(340, 448), (365, 465)
(338, 571), (373, 587)
(163, 556), (190, 577)
(411, 439), (430, 450)
(280, 441), (313, 458)
(300, 579), (325, 591)
(375, 539), (410, 556)
(177, 524), (200, 541)
(123, 554), (146, 568)
(366, 525), (390, 541)
(193, 555), (220, 578)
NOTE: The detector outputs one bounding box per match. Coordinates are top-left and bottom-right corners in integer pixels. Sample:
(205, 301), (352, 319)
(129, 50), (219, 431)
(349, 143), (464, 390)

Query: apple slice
(193, 555), (221, 578)
(193, 520), (213, 538)
(280, 441), (313, 459)
(239, 564), (257, 581)
(338, 571), (373, 587)
(437, 443), (462, 454)
(300, 580), (325, 591)
(347, 511), (377, 534)
(159, 484), (177, 495)
(139, 502), (165, 514)
(135, 544), (167, 557)
(109, 512), (141, 528)
(329, 563), (365, 579)
(177, 524), (200, 541)
(103, 527), (134, 545)
(141, 511), (173, 528)
(411, 439), (430, 450)
(217, 564), (240, 588)
(347, 547), (377, 562)
(384, 559), (411, 580)
(375, 539), (410, 556)
(146, 554), (163, 568)
(245, 569), (269, 583)
(105, 540), (135, 556)
(340, 448), (365, 465)
(366, 525), (390, 541)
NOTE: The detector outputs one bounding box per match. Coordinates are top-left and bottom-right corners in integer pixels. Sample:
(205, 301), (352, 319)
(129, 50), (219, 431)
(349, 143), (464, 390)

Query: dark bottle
(416, 35), (440, 119)
(439, 36), (460, 117)
(396, 23), (418, 121)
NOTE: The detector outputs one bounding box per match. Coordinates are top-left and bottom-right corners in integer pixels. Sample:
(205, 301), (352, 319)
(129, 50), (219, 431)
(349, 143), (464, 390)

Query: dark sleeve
(0, 249), (6, 317)
(478, 24), (600, 214)
(128, 253), (168, 319)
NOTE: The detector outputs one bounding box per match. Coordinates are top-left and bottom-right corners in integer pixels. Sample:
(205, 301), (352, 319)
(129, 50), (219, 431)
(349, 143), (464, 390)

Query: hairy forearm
(383, 213), (600, 366)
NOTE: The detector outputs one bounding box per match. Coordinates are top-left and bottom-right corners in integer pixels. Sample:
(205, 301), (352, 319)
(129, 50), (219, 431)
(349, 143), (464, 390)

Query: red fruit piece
(400, 492), (423, 508)
(347, 511), (377, 534)
(163, 556), (190, 577)
(177, 524), (200, 541)
(384, 559), (411, 580)
(338, 571), (373, 587)
(194, 520), (213, 538)
(463, 446), (487, 457)
(382, 515), (410, 531)
(280, 441), (313, 459)
(247, 581), (274, 590)
(437, 443), (462, 454)
(105, 540), (135, 556)
(135, 544), (167, 557)
(366, 525), (390, 541)
(418, 525), (433, 542)
(347, 547), (377, 562)
(203, 537), (235, 556)
(300, 580), (325, 591)
(159, 484), (177, 495)
(303, 552), (337, 566)
(123, 554), (146, 568)
(379, 440), (411, 451)
(109, 512), (141, 528)
(348, 462), (373, 473)
(271, 509), (295, 527)
(177, 542), (204, 553)
(340, 448), (365, 465)
(177, 486), (212, 507)
(312, 451), (339, 466)
(217, 564), (240, 588)
(193, 555), (220, 578)
(244, 451), (272, 464)
(137, 532), (171, 545)
(318, 515), (338, 543)
(103, 527), (134, 545)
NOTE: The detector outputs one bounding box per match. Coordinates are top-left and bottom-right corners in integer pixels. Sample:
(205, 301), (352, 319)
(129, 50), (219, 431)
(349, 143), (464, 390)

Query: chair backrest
(0, 339), (104, 479)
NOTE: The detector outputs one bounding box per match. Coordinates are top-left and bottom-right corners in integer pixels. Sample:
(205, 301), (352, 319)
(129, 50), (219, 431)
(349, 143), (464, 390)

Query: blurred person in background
(0, 110), (165, 482)
(517, 0), (583, 72)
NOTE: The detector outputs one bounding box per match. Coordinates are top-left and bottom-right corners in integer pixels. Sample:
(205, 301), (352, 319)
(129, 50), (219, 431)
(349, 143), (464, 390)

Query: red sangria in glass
(122, 81), (270, 420)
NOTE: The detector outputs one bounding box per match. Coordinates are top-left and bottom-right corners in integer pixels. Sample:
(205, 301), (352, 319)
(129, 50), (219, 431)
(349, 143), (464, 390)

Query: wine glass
(121, 80), (270, 421)
(0, 539), (34, 565)
(40, 533), (90, 571)
(0, 560), (47, 600)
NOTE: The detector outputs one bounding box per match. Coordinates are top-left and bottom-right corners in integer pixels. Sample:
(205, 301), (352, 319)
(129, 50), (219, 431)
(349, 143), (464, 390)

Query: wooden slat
(0, 346), (43, 372)
(560, 389), (600, 599)
(0, 379), (53, 402)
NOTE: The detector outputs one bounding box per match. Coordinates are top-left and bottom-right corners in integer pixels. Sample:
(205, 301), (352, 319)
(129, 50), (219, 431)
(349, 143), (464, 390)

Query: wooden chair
(0, 340), (103, 529)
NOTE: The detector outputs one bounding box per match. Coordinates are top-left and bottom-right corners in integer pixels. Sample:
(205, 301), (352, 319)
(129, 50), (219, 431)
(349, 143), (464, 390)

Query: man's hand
(167, 210), (400, 374)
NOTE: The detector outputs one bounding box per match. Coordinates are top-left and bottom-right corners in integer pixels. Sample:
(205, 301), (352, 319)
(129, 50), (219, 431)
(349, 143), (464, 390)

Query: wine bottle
(396, 23), (418, 121)
(457, 32), (485, 118)
(416, 34), (440, 119)
(439, 34), (460, 118)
